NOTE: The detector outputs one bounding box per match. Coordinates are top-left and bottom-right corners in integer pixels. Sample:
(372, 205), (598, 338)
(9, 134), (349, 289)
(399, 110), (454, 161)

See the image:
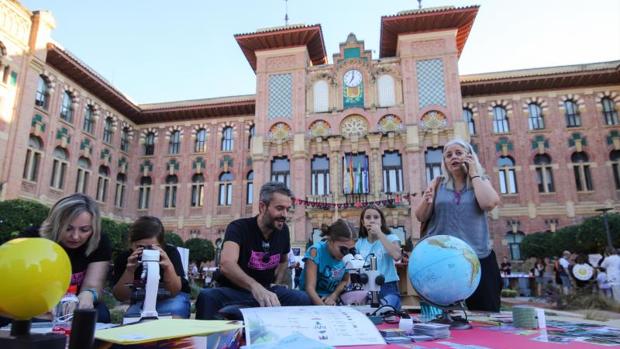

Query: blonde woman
(40, 193), (112, 322)
(415, 138), (501, 311)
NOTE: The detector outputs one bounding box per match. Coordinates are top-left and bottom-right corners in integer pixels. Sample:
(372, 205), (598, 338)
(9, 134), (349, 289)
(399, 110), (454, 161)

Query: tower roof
(379, 5), (479, 58)
(235, 24), (327, 71)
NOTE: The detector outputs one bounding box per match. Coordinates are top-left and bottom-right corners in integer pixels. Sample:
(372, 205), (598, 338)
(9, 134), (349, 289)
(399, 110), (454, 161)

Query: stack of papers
(379, 329), (411, 344)
(413, 323), (450, 339)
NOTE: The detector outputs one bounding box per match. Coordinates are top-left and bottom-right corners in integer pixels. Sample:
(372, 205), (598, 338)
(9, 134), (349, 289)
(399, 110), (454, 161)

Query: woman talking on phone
(415, 138), (502, 311)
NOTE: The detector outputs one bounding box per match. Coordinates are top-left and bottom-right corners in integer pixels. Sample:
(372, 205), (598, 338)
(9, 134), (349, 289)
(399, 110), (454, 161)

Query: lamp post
(595, 207), (614, 250)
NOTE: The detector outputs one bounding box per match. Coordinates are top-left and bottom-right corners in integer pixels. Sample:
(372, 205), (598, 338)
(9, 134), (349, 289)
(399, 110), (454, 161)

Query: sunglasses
(261, 241), (272, 263)
(339, 246), (357, 256)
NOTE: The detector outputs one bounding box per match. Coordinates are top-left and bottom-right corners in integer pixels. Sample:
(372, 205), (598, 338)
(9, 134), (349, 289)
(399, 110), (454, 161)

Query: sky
(20, 0), (620, 104)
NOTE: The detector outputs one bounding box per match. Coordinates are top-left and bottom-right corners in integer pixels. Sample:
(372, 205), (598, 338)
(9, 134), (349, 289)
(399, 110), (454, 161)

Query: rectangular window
(115, 183), (125, 208)
(311, 156), (330, 196)
(424, 148), (443, 184)
(343, 153), (369, 194)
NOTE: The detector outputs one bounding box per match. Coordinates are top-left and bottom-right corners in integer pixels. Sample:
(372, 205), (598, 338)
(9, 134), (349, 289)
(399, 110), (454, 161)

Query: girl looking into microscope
(300, 219), (358, 305)
(112, 216), (190, 318)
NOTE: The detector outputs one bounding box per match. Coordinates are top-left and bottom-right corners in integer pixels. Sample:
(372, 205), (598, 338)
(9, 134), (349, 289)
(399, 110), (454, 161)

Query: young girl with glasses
(300, 219), (358, 305)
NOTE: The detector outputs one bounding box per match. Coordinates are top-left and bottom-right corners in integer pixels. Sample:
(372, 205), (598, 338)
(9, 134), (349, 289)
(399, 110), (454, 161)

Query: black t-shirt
(112, 244), (190, 294)
(218, 216), (290, 289)
(62, 233), (112, 290)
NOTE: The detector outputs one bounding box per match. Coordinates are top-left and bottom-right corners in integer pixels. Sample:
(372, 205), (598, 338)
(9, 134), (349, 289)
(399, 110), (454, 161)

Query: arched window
(506, 232), (525, 260)
(35, 76), (50, 109)
(82, 105), (95, 133)
(271, 157), (290, 188)
(115, 173), (127, 208)
(248, 125), (255, 150)
(120, 127), (130, 152)
(96, 166), (110, 202)
(246, 171), (254, 204)
(528, 103), (545, 130)
(218, 172), (233, 206)
(311, 156), (330, 196)
(564, 99), (581, 127)
(168, 130), (181, 154)
(571, 152), (592, 191)
(75, 157), (91, 194)
(164, 175), (178, 208)
(191, 173), (205, 207)
(50, 147), (68, 189)
(382, 151), (403, 193)
(462, 108), (475, 135)
(194, 128), (207, 152)
(23, 135), (43, 182)
(602, 97), (619, 125)
(144, 132), (155, 155)
(492, 106), (510, 133)
(60, 91), (73, 122)
(221, 126), (233, 151)
(534, 154), (555, 193)
(103, 117), (114, 144)
(498, 156), (517, 194)
(138, 176), (152, 209)
(377, 74), (396, 107)
(313, 80), (329, 112)
(425, 147), (443, 183)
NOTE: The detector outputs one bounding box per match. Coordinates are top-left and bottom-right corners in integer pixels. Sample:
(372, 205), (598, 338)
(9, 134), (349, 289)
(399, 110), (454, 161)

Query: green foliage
(0, 199), (49, 244)
(101, 217), (131, 262)
(185, 238), (215, 263)
(520, 231), (554, 259)
(520, 213), (620, 259)
(165, 232), (184, 247)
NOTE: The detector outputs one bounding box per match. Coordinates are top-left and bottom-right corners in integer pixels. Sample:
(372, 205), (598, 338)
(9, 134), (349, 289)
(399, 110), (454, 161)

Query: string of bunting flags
(292, 192), (418, 210)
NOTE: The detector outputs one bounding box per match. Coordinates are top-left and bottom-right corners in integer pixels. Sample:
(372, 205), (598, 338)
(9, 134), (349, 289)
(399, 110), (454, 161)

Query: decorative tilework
(268, 74), (292, 119)
(416, 59), (446, 110)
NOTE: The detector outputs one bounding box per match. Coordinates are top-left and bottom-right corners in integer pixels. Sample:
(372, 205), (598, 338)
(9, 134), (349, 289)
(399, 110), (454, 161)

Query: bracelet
(82, 288), (99, 303)
(470, 175), (481, 180)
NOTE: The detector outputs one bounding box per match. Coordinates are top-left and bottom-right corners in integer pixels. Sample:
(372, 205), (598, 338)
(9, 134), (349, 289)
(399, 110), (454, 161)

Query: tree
(164, 232), (184, 247)
(0, 199), (49, 244)
(520, 231), (554, 259)
(185, 238), (215, 263)
(101, 217), (131, 262)
(550, 225), (579, 257)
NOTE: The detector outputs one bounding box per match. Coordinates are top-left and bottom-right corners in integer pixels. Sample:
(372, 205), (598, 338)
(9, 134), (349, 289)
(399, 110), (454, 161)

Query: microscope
(122, 248), (172, 324)
(341, 253), (388, 315)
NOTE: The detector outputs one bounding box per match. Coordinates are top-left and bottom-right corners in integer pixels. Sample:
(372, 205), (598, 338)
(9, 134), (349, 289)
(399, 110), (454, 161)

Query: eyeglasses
(339, 246), (357, 256)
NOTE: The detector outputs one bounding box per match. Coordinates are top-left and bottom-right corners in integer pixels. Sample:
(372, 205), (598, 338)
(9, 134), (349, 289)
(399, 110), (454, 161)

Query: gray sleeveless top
(426, 182), (491, 258)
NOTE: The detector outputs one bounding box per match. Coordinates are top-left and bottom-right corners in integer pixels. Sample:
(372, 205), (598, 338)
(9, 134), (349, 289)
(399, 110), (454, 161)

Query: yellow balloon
(0, 238), (71, 320)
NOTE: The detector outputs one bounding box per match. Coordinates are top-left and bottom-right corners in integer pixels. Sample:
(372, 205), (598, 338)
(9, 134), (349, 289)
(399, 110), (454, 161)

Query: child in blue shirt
(300, 219), (358, 305)
(356, 205), (402, 310)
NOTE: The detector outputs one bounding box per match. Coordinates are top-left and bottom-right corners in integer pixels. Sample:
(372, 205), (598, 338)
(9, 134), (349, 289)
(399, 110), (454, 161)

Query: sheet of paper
(94, 319), (242, 344)
(241, 306), (385, 347)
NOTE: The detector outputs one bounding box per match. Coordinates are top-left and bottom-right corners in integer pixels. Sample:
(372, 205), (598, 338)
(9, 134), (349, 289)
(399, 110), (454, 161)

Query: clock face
(344, 69), (363, 87)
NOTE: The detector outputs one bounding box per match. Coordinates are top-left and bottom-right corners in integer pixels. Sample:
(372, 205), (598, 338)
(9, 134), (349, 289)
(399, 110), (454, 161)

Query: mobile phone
(462, 162), (469, 173)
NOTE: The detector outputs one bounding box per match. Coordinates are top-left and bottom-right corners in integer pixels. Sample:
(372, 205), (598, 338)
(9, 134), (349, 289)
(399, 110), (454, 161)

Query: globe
(408, 235), (481, 307)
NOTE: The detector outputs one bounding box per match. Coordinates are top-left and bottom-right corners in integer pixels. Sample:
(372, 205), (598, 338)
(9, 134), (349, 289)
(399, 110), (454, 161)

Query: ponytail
(320, 219), (358, 241)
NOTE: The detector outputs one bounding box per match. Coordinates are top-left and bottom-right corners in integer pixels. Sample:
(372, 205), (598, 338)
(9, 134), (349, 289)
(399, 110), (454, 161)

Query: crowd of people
(499, 248), (620, 302)
(6, 137), (619, 324)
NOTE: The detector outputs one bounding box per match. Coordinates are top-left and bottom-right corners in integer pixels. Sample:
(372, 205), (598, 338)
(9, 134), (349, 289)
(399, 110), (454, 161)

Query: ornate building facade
(0, 1), (619, 260)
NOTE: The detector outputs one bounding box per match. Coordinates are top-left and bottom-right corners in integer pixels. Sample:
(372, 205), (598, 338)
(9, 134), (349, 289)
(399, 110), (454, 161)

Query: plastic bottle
(52, 284), (79, 334)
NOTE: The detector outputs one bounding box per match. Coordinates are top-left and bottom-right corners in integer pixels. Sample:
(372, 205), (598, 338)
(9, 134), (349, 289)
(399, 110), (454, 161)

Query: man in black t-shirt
(196, 182), (311, 319)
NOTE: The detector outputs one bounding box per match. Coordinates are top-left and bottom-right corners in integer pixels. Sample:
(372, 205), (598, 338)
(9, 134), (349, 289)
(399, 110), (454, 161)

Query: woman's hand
(463, 155), (478, 178)
(77, 291), (94, 309)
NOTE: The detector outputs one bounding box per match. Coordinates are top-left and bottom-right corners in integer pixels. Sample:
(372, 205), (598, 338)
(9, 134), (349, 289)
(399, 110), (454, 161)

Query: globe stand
(431, 308), (472, 330)
(0, 319), (66, 349)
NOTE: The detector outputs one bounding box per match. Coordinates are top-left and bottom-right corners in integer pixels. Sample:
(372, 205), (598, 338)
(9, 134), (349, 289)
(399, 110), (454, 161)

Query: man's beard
(265, 214), (286, 231)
